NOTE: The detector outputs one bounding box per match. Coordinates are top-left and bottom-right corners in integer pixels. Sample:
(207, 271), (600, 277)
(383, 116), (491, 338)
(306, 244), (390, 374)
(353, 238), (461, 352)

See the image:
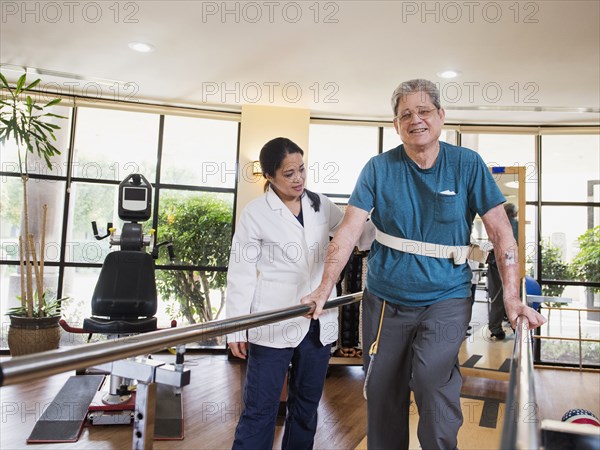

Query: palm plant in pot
(0, 72), (67, 356)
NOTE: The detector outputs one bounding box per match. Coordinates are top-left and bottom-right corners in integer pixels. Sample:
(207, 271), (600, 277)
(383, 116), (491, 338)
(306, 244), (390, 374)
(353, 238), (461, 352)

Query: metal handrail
(0, 292), (362, 387)
(541, 306), (599, 312)
(500, 280), (541, 450)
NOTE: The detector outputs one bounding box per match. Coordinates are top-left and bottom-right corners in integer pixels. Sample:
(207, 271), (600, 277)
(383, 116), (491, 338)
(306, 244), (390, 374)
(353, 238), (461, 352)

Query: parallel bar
(526, 295), (571, 304)
(541, 306), (598, 312)
(0, 293), (362, 387)
(532, 336), (600, 343)
(501, 280), (541, 450)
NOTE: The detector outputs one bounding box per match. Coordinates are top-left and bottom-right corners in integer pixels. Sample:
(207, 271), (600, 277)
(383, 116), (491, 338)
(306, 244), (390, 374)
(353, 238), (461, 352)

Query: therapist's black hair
(260, 137), (321, 212)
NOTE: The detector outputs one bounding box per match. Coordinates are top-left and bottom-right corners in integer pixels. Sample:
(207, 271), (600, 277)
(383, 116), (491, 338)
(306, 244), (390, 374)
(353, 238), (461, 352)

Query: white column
(236, 104), (310, 222)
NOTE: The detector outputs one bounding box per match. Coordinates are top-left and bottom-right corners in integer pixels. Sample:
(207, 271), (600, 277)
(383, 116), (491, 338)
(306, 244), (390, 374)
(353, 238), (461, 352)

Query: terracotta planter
(7, 315), (61, 357)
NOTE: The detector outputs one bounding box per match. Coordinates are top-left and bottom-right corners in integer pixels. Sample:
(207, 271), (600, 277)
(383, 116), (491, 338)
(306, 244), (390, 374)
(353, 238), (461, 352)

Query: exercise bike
(28, 174), (189, 447)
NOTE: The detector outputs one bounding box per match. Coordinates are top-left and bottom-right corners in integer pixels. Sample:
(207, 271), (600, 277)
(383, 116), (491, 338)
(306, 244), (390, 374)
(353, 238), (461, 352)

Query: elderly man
(302, 79), (546, 449)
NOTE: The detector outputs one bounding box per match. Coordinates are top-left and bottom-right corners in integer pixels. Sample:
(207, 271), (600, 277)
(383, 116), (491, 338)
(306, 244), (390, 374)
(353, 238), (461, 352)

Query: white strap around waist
(375, 229), (489, 265)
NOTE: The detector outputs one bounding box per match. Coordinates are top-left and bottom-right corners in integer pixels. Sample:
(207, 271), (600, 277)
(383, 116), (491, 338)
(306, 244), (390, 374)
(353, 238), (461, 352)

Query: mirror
(472, 166), (526, 278)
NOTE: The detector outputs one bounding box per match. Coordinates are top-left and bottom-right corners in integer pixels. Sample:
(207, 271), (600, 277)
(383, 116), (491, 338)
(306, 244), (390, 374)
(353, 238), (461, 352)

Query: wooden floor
(0, 355), (368, 450)
(1, 301), (599, 450)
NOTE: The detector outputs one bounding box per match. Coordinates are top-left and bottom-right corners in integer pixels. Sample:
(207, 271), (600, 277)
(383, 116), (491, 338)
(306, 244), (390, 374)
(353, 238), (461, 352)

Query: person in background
(470, 260), (481, 301)
(466, 259), (481, 337)
(505, 203), (519, 240)
(301, 79), (546, 449)
(487, 202), (519, 340)
(226, 137), (344, 450)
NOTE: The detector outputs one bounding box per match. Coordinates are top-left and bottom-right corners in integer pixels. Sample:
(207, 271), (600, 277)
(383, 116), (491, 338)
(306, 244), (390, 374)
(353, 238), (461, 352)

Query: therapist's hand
(228, 341), (248, 359)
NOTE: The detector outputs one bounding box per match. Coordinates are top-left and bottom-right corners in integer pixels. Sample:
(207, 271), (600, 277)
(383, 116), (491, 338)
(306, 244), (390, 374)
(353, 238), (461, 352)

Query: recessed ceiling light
(437, 70), (460, 79)
(128, 42), (155, 53)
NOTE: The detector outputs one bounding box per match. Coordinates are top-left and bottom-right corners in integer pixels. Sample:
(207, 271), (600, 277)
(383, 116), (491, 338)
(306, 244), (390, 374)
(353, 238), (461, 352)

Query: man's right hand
(228, 341), (248, 359)
(301, 205), (370, 320)
(301, 285), (331, 320)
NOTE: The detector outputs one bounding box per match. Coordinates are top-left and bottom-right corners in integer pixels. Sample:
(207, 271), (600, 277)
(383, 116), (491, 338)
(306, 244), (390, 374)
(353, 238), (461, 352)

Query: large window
(155, 190), (234, 335)
(539, 134), (599, 289)
(161, 116), (238, 188)
(425, 128), (599, 367)
(0, 103), (239, 349)
(74, 108), (159, 181)
(541, 134), (600, 203)
(308, 123), (379, 196)
(536, 133), (599, 367)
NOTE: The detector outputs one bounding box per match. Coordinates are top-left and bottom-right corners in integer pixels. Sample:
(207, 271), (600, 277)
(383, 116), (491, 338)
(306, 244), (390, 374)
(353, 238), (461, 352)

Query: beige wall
(236, 104), (310, 222)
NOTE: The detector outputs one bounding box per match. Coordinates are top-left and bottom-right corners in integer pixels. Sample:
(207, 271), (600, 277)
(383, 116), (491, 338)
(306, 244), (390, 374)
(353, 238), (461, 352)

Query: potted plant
(528, 239), (572, 335)
(539, 239), (572, 299)
(0, 72), (67, 356)
(571, 226), (600, 321)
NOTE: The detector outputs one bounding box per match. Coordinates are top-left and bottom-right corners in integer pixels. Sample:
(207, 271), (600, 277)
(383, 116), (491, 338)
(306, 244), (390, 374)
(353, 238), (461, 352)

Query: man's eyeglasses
(394, 108), (437, 123)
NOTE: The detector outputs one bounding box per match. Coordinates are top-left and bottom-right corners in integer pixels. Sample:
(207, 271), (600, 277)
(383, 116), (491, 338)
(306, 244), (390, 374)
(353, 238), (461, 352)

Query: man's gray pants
(362, 288), (472, 450)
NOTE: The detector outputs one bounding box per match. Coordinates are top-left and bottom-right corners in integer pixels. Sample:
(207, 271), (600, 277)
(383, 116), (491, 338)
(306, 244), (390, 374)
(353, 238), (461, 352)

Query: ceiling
(1, 0), (599, 125)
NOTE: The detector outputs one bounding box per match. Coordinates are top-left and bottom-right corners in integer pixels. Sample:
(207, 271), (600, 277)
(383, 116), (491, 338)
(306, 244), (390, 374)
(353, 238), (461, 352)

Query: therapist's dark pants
(232, 319), (331, 450)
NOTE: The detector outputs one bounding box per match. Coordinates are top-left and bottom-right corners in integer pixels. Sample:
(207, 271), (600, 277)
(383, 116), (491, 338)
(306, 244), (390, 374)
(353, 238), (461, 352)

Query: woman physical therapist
(226, 137), (344, 450)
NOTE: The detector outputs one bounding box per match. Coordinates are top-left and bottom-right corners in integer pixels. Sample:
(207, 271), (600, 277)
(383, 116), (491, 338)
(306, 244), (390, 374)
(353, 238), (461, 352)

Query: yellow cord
(368, 301), (386, 356)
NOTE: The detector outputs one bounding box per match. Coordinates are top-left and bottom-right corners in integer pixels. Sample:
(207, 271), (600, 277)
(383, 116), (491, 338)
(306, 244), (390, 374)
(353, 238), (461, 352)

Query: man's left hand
(504, 297), (547, 330)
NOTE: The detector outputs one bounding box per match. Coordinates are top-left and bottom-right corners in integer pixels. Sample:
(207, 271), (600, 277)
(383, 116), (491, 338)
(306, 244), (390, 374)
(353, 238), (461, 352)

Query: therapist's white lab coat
(226, 187), (344, 348)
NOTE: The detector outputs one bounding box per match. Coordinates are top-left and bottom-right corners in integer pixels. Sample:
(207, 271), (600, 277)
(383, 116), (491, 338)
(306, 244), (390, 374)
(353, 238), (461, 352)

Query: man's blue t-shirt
(349, 141), (505, 306)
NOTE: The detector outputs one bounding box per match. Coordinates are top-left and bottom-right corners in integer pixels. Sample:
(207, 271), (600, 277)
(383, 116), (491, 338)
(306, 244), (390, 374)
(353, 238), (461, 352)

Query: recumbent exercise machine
(28, 174), (189, 447)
